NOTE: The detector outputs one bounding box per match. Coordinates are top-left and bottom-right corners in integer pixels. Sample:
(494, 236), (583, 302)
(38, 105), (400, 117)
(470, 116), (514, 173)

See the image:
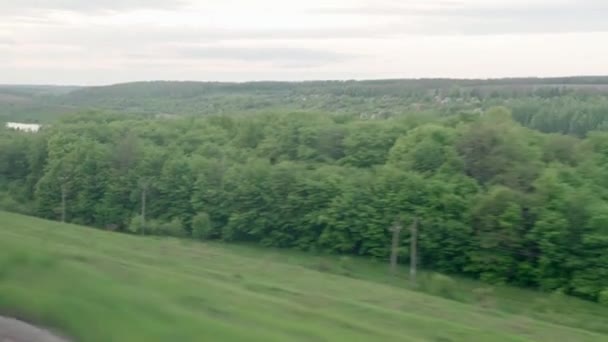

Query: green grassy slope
(0, 211), (607, 341)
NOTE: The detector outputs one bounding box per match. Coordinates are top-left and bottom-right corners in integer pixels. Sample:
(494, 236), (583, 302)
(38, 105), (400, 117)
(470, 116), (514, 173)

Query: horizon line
(2, 74), (608, 88)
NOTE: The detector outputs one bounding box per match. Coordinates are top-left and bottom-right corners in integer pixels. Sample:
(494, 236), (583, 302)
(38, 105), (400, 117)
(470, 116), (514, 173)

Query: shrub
(145, 219), (163, 235)
(426, 273), (457, 299)
(192, 212), (213, 240)
(128, 216), (184, 237)
(161, 218), (185, 237)
(128, 215), (144, 234)
(0, 192), (31, 214)
(599, 289), (608, 306)
(221, 225), (235, 241)
(338, 256), (353, 276)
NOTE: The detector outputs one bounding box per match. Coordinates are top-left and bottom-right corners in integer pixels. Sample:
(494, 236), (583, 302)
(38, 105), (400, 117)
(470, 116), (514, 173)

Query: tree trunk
(60, 184), (67, 223)
(410, 218), (418, 285)
(390, 221), (402, 275)
(141, 186), (147, 235)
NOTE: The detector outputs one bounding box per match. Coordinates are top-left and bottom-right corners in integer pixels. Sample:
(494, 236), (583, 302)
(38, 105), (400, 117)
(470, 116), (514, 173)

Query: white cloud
(1, 0), (607, 84)
(0, 0), (186, 15)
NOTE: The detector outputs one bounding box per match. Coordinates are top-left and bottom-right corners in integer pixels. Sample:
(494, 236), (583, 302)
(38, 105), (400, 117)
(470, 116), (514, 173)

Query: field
(0, 211), (607, 341)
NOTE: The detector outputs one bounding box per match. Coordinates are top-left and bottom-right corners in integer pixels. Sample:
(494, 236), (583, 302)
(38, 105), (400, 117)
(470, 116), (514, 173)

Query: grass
(0, 211), (607, 341)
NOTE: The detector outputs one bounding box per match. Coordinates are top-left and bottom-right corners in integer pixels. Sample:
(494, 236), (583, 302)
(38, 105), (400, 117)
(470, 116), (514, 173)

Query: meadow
(1, 211), (607, 341)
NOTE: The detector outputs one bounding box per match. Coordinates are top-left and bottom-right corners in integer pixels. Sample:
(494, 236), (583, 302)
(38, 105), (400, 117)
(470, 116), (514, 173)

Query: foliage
(2, 97), (608, 304)
(5, 77), (608, 136)
(128, 214), (144, 234)
(599, 289), (608, 306)
(191, 212), (213, 239)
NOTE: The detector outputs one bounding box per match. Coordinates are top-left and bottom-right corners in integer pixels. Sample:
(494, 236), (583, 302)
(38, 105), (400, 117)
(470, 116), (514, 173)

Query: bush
(221, 225), (235, 241)
(0, 192), (31, 215)
(338, 256), (353, 275)
(599, 289), (608, 306)
(192, 212), (213, 240)
(143, 219), (159, 235)
(128, 216), (185, 237)
(160, 218), (185, 237)
(426, 273), (457, 299)
(128, 215), (144, 234)
(550, 288), (567, 301)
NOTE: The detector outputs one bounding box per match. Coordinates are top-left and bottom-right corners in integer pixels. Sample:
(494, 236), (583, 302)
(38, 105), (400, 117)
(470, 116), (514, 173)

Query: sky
(1, 0), (607, 85)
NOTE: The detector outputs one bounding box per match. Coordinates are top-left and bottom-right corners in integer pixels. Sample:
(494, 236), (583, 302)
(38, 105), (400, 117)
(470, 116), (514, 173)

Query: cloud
(312, 1), (608, 34)
(0, 37), (16, 46)
(0, 0), (186, 15)
(1, 0), (608, 84)
(176, 46), (356, 66)
(3, 25), (395, 52)
(313, 1), (608, 16)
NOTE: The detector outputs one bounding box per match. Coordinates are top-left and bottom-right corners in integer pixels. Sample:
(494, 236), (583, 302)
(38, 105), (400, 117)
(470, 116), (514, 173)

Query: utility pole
(389, 219), (403, 275)
(141, 183), (147, 236)
(410, 218), (419, 285)
(57, 161), (73, 224)
(60, 183), (67, 223)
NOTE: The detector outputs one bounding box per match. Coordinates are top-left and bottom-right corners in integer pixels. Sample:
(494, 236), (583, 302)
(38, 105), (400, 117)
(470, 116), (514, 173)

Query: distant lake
(5, 122), (41, 133)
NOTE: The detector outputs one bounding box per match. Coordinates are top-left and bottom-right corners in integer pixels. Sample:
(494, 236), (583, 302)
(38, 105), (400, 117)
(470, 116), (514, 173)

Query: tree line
(1, 108), (608, 303)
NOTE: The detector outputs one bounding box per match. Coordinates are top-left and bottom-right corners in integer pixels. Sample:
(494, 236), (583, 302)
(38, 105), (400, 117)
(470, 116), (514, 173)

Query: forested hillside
(2, 104), (608, 304)
(4, 77), (608, 137)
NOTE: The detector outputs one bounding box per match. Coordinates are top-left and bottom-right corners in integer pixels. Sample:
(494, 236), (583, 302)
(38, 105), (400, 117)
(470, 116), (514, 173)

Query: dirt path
(0, 316), (68, 342)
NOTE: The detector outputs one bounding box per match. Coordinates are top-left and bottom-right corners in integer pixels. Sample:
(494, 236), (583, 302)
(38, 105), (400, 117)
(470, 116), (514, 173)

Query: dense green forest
(2, 93), (608, 305)
(4, 77), (608, 136)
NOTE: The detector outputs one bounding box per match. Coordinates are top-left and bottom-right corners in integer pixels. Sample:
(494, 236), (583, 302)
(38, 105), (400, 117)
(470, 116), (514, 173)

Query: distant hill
(0, 85), (82, 123)
(3, 77), (608, 122)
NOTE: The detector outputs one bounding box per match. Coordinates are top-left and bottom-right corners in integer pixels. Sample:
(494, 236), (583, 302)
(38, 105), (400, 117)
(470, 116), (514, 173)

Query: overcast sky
(1, 0), (607, 85)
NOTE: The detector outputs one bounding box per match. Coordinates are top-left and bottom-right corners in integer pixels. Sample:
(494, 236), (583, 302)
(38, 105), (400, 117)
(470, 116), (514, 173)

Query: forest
(4, 77), (608, 127)
(2, 80), (608, 304)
